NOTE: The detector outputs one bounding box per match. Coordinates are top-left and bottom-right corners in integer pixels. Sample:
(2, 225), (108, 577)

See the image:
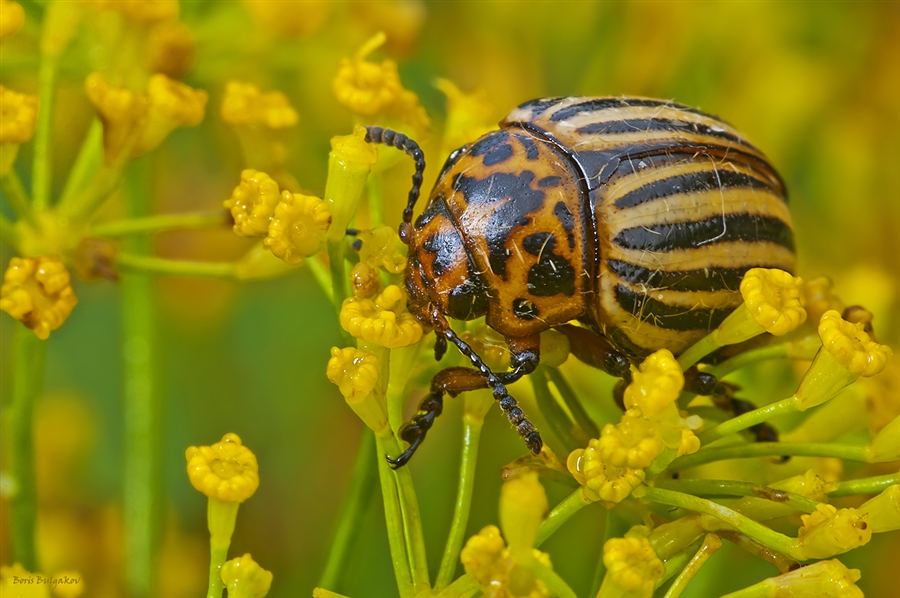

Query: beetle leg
(683, 369), (780, 443)
(555, 324), (633, 381)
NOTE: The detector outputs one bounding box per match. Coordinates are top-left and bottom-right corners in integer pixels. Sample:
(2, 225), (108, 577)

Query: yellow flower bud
(242, 0), (330, 37)
(85, 73), (149, 163)
(185, 433), (259, 503)
(756, 559), (863, 598)
(598, 536), (665, 598)
(326, 346), (388, 434)
(624, 349), (684, 418)
(741, 268), (807, 336)
(357, 226), (407, 274)
(857, 484), (900, 533)
(340, 285), (423, 349)
(324, 126), (378, 242)
(0, 257), (78, 340)
(818, 310), (891, 377)
(460, 525), (554, 598)
(568, 440), (645, 505)
(136, 74), (206, 154)
(597, 414), (666, 469)
(0, 86), (38, 144)
(225, 170), (282, 236)
(145, 20), (195, 78)
(800, 277), (845, 328)
(221, 554), (273, 598)
(350, 262), (381, 299)
(795, 504), (871, 559)
(865, 413), (900, 462)
(264, 191), (331, 264)
(221, 81), (298, 129)
(499, 473), (548, 560)
(0, 1), (25, 40)
(538, 328), (570, 368)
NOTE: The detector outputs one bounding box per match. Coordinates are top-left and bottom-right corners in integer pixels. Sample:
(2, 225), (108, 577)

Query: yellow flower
(597, 413), (666, 470)
(499, 473), (548, 560)
(459, 324), (510, 372)
(136, 74), (207, 154)
(800, 276), (845, 328)
(221, 554), (272, 598)
(740, 268), (807, 336)
(623, 349), (684, 418)
(350, 262), (381, 299)
(435, 78), (496, 158)
(0, 564), (50, 598)
(858, 484), (900, 533)
(567, 440), (646, 505)
(460, 525), (554, 598)
(340, 285), (423, 349)
(326, 346), (388, 434)
(145, 21), (195, 78)
(598, 536), (665, 598)
(0, 86), (38, 144)
(115, 0), (179, 25)
(242, 0), (330, 37)
(263, 192), (332, 264)
(357, 226), (407, 274)
(0, 1), (25, 39)
(85, 73), (149, 163)
(817, 310), (891, 377)
(225, 170), (283, 236)
(0, 257), (78, 340)
(324, 126), (378, 242)
(795, 504), (871, 559)
(185, 433), (259, 503)
(766, 560), (864, 597)
(221, 81), (298, 129)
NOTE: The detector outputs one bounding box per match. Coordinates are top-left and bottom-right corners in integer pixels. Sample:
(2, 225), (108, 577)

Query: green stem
(830, 472), (900, 497)
(31, 56), (58, 210)
(91, 210), (228, 237)
(318, 430), (378, 590)
(536, 488), (593, 547)
(546, 367), (600, 440)
(531, 367), (580, 451)
(662, 534), (722, 598)
(1, 171), (37, 225)
(640, 486), (801, 560)
(7, 326), (45, 571)
(698, 398), (796, 444)
(0, 214), (20, 247)
(122, 159), (160, 598)
(327, 240), (354, 347)
(706, 344), (790, 378)
(58, 119), (103, 208)
(207, 543), (229, 598)
(667, 442), (872, 473)
(436, 418), (484, 590)
(367, 172), (383, 227)
(116, 254), (238, 278)
(655, 538), (704, 590)
(305, 256), (334, 302)
(373, 433), (414, 598)
(522, 557), (577, 598)
(655, 479), (819, 513)
(677, 333), (721, 371)
(386, 436), (431, 593)
(435, 574), (479, 598)
(590, 507), (631, 596)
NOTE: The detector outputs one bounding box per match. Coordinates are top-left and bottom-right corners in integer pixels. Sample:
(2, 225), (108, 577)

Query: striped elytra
(405, 96), (796, 358)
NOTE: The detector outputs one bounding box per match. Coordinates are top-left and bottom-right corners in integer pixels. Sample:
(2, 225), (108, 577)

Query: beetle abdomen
(505, 97), (796, 355)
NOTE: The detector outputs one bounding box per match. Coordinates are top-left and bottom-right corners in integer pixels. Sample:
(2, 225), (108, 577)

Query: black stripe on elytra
(514, 133), (540, 160)
(614, 169), (775, 209)
(454, 171), (546, 277)
(614, 213), (794, 253)
(606, 259), (752, 292)
(605, 324), (652, 358)
(576, 117), (751, 148)
(469, 130), (510, 157)
(615, 284), (734, 331)
(515, 97), (567, 117)
(549, 98), (722, 124)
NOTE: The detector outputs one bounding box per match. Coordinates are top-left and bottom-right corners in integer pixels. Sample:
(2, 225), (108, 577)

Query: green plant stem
(373, 433), (414, 598)
(521, 557), (577, 598)
(116, 254), (239, 278)
(536, 488), (593, 547)
(327, 240), (354, 346)
(656, 537), (704, 590)
(706, 344), (791, 378)
(667, 441), (872, 473)
(1, 171), (37, 225)
(91, 210), (228, 237)
(0, 214), (19, 247)
(546, 367), (600, 440)
(205, 499), (239, 598)
(655, 479), (819, 513)
(387, 437), (431, 593)
(7, 326), (45, 571)
(436, 418), (484, 590)
(122, 159), (160, 598)
(318, 430), (378, 590)
(305, 256), (333, 301)
(698, 398), (795, 444)
(531, 367), (580, 451)
(662, 534), (722, 598)
(830, 472), (900, 497)
(640, 486), (801, 560)
(31, 56), (58, 210)
(677, 333), (722, 371)
(58, 119), (103, 208)
(590, 507), (631, 596)
(367, 172), (383, 227)
(435, 574), (479, 598)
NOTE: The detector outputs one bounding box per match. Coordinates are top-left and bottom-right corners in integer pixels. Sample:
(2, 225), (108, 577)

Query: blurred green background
(1, 1), (898, 596)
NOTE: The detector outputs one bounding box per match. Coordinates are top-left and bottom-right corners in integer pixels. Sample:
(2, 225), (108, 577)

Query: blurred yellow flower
(221, 554), (272, 598)
(225, 169), (282, 236)
(598, 536), (665, 598)
(340, 284), (423, 348)
(115, 0), (179, 25)
(0, 86), (38, 144)
(350, 262), (381, 299)
(264, 192), (332, 264)
(624, 349), (683, 418)
(499, 473), (547, 560)
(800, 276), (845, 328)
(0, 564), (50, 598)
(567, 440), (646, 505)
(221, 81), (298, 129)
(136, 73), (207, 154)
(185, 433), (259, 503)
(460, 525), (554, 598)
(145, 20), (196, 78)
(818, 310), (891, 377)
(243, 0), (330, 37)
(796, 504), (871, 560)
(84, 73), (149, 163)
(0, 257), (78, 340)
(356, 225), (407, 274)
(435, 78), (496, 158)
(0, 0), (24, 39)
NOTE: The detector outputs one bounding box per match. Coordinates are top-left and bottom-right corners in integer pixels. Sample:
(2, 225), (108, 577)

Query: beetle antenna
(364, 126), (425, 244)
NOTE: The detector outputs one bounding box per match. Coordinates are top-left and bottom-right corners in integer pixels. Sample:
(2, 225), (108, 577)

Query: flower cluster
(0, 257), (78, 340)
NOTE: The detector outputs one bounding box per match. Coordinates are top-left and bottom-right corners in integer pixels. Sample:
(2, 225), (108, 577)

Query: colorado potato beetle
(365, 96), (795, 467)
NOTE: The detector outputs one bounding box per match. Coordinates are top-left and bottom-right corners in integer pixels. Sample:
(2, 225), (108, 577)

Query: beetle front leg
(683, 368), (780, 443)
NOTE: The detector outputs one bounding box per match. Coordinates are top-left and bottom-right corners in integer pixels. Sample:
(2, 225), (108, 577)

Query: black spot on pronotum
(515, 133), (540, 160)
(554, 201), (575, 232)
(513, 298), (540, 320)
(447, 280), (489, 320)
(469, 130), (510, 157)
(522, 232), (554, 256)
(422, 232), (462, 277)
(538, 176), (561, 188)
